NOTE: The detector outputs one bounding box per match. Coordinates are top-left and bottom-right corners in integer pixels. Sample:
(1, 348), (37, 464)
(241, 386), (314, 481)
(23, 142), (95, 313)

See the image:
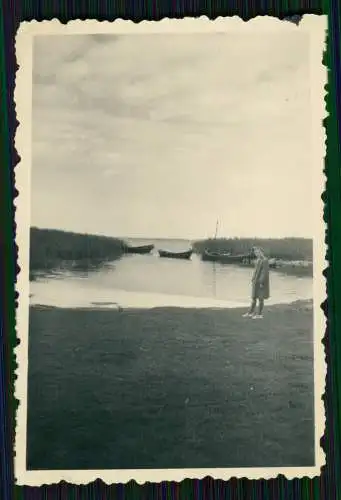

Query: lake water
(30, 238), (313, 310)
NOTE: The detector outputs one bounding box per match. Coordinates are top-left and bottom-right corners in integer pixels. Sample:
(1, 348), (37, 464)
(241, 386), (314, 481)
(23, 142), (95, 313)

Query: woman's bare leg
(258, 298), (264, 316)
(243, 299), (256, 317)
(249, 299), (257, 314)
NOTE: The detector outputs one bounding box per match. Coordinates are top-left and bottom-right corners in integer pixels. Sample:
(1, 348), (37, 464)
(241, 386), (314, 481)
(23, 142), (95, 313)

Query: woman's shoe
(252, 314), (263, 319)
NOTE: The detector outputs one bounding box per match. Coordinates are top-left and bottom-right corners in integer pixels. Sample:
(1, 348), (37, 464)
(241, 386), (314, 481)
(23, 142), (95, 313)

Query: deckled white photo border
(14, 15), (327, 485)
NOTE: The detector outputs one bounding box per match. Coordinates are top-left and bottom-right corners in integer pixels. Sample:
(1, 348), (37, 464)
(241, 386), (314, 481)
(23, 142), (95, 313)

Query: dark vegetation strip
(29, 227), (126, 276)
(192, 237), (313, 261)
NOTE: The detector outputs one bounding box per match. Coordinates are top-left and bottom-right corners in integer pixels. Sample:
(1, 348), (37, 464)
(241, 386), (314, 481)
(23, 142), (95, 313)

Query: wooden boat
(124, 244), (154, 255)
(158, 249), (193, 260)
(217, 253), (253, 264)
(201, 249), (232, 262)
(202, 249), (252, 264)
(201, 219), (234, 262)
(201, 220), (254, 265)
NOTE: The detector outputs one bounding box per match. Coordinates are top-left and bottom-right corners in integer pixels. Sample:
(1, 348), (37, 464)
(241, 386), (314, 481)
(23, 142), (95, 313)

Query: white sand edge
(29, 288), (312, 310)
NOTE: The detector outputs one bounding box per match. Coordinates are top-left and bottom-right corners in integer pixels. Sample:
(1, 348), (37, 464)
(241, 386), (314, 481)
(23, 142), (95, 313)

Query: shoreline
(29, 297), (313, 313)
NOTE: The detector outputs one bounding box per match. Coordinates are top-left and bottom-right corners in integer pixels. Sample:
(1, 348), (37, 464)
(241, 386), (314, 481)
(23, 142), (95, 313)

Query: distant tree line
(192, 237), (313, 261)
(30, 227), (126, 272)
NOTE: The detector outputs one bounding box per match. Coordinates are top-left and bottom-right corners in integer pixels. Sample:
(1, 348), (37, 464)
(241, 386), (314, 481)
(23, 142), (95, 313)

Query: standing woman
(243, 247), (270, 319)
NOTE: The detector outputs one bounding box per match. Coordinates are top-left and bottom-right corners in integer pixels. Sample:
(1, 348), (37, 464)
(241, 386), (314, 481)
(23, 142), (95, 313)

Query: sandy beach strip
(29, 284), (313, 311)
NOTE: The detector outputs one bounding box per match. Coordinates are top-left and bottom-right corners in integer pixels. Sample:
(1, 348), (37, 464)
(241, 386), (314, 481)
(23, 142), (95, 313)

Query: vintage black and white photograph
(15, 17), (326, 484)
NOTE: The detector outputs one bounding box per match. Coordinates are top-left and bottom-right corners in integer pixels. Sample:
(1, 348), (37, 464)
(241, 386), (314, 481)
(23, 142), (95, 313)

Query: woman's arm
(257, 259), (269, 284)
(252, 259), (261, 282)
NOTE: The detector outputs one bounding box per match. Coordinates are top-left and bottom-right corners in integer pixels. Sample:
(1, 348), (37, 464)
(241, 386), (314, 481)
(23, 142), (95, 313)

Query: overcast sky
(31, 31), (312, 239)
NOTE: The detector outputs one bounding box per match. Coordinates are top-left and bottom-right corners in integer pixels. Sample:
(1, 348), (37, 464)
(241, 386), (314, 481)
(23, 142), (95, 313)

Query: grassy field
(27, 301), (315, 470)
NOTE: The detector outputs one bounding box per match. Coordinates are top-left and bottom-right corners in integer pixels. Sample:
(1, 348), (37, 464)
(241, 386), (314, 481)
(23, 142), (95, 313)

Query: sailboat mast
(214, 219), (219, 240)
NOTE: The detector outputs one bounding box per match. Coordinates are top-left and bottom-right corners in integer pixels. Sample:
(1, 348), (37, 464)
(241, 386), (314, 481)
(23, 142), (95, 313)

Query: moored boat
(217, 253), (253, 264)
(202, 249), (253, 264)
(124, 244), (154, 255)
(201, 249), (232, 262)
(158, 249), (193, 260)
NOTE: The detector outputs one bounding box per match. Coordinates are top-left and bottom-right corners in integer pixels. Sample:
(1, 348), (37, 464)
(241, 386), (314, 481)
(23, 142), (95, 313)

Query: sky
(31, 31), (313, 239)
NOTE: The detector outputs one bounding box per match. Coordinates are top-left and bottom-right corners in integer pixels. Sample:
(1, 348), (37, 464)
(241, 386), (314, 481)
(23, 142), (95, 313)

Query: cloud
(31, 31), (313, 239)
